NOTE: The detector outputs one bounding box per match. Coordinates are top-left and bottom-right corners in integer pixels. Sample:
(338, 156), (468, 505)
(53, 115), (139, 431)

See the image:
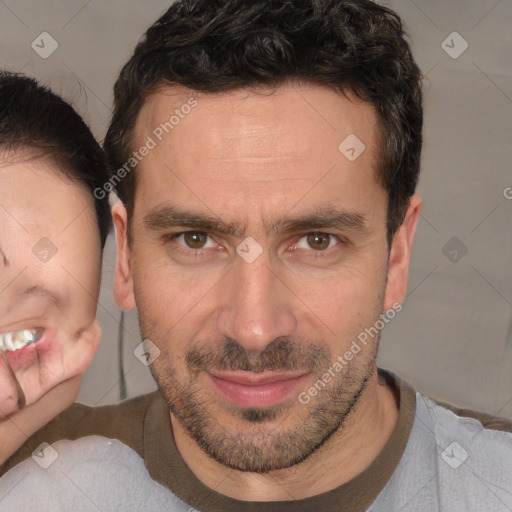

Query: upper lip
(208, 370), (309, 386)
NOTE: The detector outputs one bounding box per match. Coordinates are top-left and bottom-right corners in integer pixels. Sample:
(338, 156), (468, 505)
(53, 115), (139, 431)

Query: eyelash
(164, 231), (345, 258)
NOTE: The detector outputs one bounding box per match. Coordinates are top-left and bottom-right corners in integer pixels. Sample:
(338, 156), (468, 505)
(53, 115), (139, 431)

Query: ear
(112, 202), (136, 310)
(383, 195), (422, 310)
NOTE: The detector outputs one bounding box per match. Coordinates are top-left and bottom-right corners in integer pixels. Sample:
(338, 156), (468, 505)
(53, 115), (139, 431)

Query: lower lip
(3, 332), (55, 371)
(207, 372), (309, 408)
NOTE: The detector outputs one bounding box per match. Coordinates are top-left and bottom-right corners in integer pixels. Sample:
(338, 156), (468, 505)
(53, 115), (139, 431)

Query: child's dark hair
(0, 71), (111, 248)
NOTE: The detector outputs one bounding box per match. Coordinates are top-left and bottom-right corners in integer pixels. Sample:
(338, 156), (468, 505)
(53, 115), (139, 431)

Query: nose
(215, 253), (297, 353)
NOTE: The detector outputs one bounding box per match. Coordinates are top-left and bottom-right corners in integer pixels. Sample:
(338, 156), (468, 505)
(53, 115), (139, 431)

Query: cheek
(62, 247), (102, 313)
(133, 244), (218, 318)
(294, 262), (387, 341)
(76, 258), (101, 302)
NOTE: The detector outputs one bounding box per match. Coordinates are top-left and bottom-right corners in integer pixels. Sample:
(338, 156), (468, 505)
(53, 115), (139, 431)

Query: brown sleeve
(431, 397), (512, 433)
(0, 391), (158, 476)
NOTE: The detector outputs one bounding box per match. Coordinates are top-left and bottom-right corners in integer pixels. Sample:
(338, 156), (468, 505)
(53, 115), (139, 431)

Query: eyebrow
(144, 204), (370, 238)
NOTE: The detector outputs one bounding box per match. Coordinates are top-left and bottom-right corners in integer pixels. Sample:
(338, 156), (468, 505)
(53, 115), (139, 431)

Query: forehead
(0, 152), (94, 235)
(131, 82), (384, 221)
(137, 82), (378, 165)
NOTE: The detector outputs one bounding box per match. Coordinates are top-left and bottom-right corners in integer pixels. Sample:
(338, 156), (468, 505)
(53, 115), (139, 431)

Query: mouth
(0, 327), (44, 352)
(0, 327), (57, 372)
(207, 370), (310, 408)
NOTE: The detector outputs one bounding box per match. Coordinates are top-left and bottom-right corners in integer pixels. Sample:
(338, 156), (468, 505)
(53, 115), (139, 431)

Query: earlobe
(383, 195), (422, 310)
(112, 202), (136, 310)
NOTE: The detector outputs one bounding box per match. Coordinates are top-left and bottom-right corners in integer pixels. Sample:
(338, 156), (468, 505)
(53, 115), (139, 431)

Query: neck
(170, 368), (399, 501)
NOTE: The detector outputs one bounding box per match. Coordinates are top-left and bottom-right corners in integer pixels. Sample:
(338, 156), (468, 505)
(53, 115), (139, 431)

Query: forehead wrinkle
(210, 179), (314, 184)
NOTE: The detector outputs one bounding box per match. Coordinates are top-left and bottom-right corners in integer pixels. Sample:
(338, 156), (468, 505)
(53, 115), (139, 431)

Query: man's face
(115, 82), (415, 472)
(0, 153), (102, 402)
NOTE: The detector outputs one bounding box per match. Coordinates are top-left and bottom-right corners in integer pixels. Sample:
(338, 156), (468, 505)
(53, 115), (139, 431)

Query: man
(1, 1), (512, 510)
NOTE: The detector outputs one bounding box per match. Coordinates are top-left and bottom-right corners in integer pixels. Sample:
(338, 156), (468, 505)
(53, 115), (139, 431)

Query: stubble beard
(144, 330), (380, 473)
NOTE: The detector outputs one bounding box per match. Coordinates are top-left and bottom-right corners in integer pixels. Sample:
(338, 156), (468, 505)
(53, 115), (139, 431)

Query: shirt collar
(143, 367), (417, 512)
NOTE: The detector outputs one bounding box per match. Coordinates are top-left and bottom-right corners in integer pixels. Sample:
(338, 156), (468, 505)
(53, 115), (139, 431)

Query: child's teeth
(0, 328), (44, 352)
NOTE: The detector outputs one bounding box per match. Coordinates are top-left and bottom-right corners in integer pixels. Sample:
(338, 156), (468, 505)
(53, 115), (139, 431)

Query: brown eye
(306, 233), (331, 251)
(183, 232), (208, 249)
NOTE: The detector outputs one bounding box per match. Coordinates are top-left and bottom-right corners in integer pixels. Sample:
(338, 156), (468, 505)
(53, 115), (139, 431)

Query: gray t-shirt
(1, 368), (511, 511)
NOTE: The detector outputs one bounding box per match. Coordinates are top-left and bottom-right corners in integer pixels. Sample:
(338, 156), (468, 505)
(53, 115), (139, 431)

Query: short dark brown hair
(104, 0), (423, 244)
(0, 71), (112, 248)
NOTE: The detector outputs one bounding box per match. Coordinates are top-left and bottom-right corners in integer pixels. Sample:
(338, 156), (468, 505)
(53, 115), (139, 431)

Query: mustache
(185, 336), (331, 373)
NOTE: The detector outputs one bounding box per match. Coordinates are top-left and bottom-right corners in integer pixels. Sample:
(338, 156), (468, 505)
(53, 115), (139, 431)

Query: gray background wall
(1, 0), (511, 418)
